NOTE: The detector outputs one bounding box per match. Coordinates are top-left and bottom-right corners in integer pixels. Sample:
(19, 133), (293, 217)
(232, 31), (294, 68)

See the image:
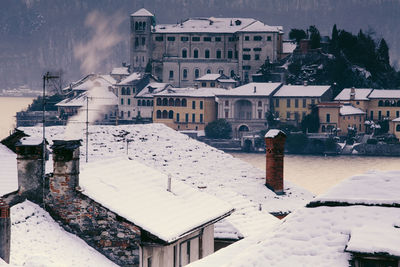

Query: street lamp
(42, 72), (59, 206)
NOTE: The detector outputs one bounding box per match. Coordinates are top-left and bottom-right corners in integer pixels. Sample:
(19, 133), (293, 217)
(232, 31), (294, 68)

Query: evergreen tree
(377, 38), (390, 66)
(289, 29), (307, 43)
(308, 25), (321, 49)
(330, 24), (339, 54)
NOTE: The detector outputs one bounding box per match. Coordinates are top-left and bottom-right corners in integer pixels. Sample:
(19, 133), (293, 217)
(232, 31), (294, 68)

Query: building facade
(130, 8), (283, 87)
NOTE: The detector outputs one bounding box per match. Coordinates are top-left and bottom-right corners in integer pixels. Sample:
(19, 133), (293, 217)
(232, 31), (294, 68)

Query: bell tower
(130, 8), (154, 72)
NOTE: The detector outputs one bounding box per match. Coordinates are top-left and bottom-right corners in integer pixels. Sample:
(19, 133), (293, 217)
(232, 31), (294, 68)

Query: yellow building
(318, 103), (366, 135)
(390, 118), (400, 139)
(365, 89), (400, 121)
(334, 87), (372, 111)
(272, 85), (332, 124)
(153, 87), (226, 131)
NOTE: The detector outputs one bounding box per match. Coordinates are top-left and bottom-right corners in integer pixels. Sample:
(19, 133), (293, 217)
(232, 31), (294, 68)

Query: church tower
(130, 8), (154, 72)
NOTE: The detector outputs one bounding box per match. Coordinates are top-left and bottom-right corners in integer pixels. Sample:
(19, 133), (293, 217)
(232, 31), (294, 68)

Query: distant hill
(1, 0), (400, 89)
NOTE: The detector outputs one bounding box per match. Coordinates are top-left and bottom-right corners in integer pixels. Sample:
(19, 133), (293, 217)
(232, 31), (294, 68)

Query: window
(210, 82), (215, 87)
(200, 101), (203, 109)
(243, 54), (251, 60)
(156, 98), (161, 106)
(225, 100), (229, 106)
(200, 114), (203, 122)
(326, 114), (331, 123)
(225, 110), (229, 118)
(192, 36), (200, 41)
(258, 101), (262, 107)
(121, 98), (124, 105)
(127, 111), (131, 117)
(244, 36), (250, 41)
(205, 49), (210, 58)
(387, 110), (390, 117)
(267, 36), (272, 41)
(201, 82), (206, 87)
(121, 111), (124, 118)
(295, 99), (299, 108)
(175, 98), (181, 106)
(228, 50), (233, 59)
(193, 49), (199, 58)
(255, 54), (260, 60)
(321, 125), (326, 132)
(147, 100), (151, 106)
(176, 113), (180, 122)
(128, 99), (131, 105)
(169, 98), (174, 106)
(254, 35), (262, 41)
(203, 37), (211, 42)
(162, 98), (168, 106)
(168, 110), (174, 119)
(370, 111), (374, 120)
(187, 240), (191, 263)
(215, 37), (221, 42)
(192, 114), (195, 122)
(135, 22), (138, 31)
(167, 36), (175, 41)
(311, 99), (315, 105)
(162, 110), (168, 118)
(155, 36), (163, 41)
(258, 110), (262, 119)
(185, 113), (189, 122)
(182, 49), (187, 58)
(218, 69), (224, 75)
(243, 48), (251, 52)
(147, 257), (152, 267)
(156, 110), (161, 118)
(287, 112), (290, 119)
(378, 110), (382, 120)
(182, 99), (187, 107)
(126, 88), (131, 95)
(135, 37), (139, 47)
(121, 87), (126, 95)
(142, 37), (146, 45)
(303, 99), (306, 108)
(181, 36), (189, 42)
(253, 47), (262, 51)
(183, 69), (188, 79)
(206, 69), (211, 74)
(287, 99), (291, 108)
(230, 70), (235, 77)
(169, 70), (174, 80)
(192, 101), (196, 109)
(216, 50), (222, 59)
(378, 100), (384, 107)
(235, 51), (238, 59)
(275, 99), (279, 107)
(397, 124), (400, 132)
(194, 69), (200, 79)
(242, 65), (251, 70)
(138, 100), (142, 106)
(397, 111), (400, 117)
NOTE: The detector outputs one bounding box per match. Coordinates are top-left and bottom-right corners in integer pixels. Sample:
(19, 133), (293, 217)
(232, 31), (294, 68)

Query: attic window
(167, 36), (176, 41)
(215, 37), (222, 42)
(235, 20), (241, 25)
(254, 36), (262, 41)
(181, 36), (189, 42)
(203, 37), (212, 42)
(155, 36), (163, 41)
(253, 48), (262, 51)
(244, 36), (250, 41)
(192, 36), (200, 42)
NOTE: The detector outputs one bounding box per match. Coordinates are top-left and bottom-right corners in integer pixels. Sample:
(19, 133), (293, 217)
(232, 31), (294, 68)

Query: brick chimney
(15, 138), (45, 203)
(0, 198), (10, 264)
(350, 87), (355, 101)
(48, 140), (81, 206)
(265, 129), (286, 195)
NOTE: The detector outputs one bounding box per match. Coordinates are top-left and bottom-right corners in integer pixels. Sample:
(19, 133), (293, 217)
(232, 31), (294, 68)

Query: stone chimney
(350, 87), (355, 101)
(48, 140), (81, 204)
(15, 138), (45, 203)
(0, 198), (10, 264)
(265, 130), (286, 195)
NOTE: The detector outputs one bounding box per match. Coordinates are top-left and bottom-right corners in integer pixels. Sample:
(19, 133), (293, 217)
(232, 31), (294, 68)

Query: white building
(130, 8), (283, 87)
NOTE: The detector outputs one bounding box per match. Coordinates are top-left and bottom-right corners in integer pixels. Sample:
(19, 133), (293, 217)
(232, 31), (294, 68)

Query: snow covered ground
(20, 124), (313, 238)
(1, 201), (117, 267)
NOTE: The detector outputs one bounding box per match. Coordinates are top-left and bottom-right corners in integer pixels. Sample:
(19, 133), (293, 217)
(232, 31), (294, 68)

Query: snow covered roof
(56, 87), (117, 107)
(274, 85), (331, 97)
(136, 83), (170, 98)
(18, 136), (43, 146)
(155, 87), (226, 97)
(392, 117), (400, 122)
(368, 89), (400, 99)
(111, 67), (129, 76)
(238, 21), (281, 33)
(72, 75), (115, 91)
(215, 83), (281, 97)
(309, 170), (400, 207)
(117, 72), (143, 86)
(8, 201), (117, 266)
(191, 170), (400, 267)
(282, 41), (297, 54)
(154, 17), (280, 34)
(131, 8), (154, 17)
(196, 74), (222, 81)
(339, 105), (365, 116)
(334, 88), (373, 101)
(20, 124), (312, 240)
(345, 226), (400, 257)
(79, 157), (233, 243)
(0, 144), (17, 196)
(265, 129), (285, 138)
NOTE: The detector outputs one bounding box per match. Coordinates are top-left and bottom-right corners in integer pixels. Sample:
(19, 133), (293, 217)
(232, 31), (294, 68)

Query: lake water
(1, 97), (399, 195)
(0, 97), (34, 139)
(230, 152), (400, 195)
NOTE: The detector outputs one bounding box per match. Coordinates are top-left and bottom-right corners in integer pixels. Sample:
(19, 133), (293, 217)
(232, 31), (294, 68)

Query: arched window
(182, 49), (187, 58)
(126, 87), (131, 95)
(258, 101), (262, 107)
(182, 99), (187, 107)
(205, 49), (210, 58)
(194, 69), (200, 79)
(162, 110), (168, 118)
(321, 125), (326, 132)
(169, 98), (175, 106)
(135, 22), (138, 31)
(156, 98), (161, 106)
(143, 22), (146, 30)
(156, 110), (161, 118)
(216, 50), (222, 59)
(396, 124), (400, 132)
(139, 22), (143, 30)
(193, 49), (199, 58)
(121, 87), (126, 95)
(385, 100), (390, 106)
(230, 70), (235, 77)
(138, 100), (142, 106)
(175, 98), (181, 106)
(206, 69), (211, 74)
(128, 111), (131, 117)
(147, 100), (151, 106)
(168, 110), (174, 119)
(378, 100), (383, 107)
(218, 69), (224, 75)
(151, 100), (154, 106)
(162, 98), (168, 106)
(142, 100), (146, 106)
(397, 100), (400, 107)
(183, 69), (188, 79)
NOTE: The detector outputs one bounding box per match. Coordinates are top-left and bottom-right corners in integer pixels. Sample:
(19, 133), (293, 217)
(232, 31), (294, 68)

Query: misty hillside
(1, 0), (400, 89)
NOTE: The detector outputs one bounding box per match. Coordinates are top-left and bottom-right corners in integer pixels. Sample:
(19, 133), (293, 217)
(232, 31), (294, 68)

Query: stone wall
(354, 143), (400, 156)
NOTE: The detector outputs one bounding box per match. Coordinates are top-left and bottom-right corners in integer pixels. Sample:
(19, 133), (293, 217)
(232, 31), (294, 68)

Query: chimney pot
(265, 130), (286, 195)
(0, 198), (10, 264)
